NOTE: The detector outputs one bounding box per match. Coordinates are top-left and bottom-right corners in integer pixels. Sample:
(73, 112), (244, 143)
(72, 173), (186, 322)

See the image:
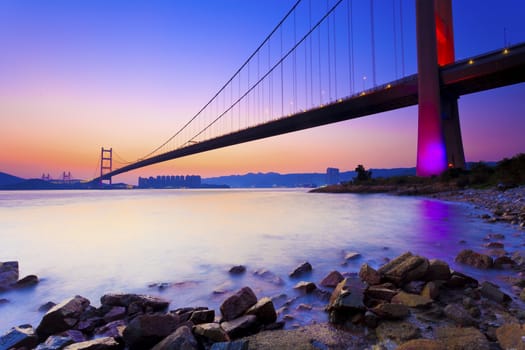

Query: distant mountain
(0, 172), (25, 187)
(204, 167), (417, 188)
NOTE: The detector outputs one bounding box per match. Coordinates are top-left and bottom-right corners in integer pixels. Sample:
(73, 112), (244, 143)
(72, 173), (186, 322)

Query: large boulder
(320, 270), (344, 288)
(245, 297), (277, 324)
(151, 325), (199, 350)
(122, 313), (180, 350)
(36, 296), (91, 339)
(327, 278), (366, 324)
(425, 259), (451, 281)
(289, 262), (312, 278)
(193, 323), (229, 343)
(0, 325), (38, 350)
(35, 335), (75, 350)
(62, 337), (121, 350)
(378, 252), (429, 285)
(480, 281), (511, 303)
(371, 303), (409, 319)
(455, 249), (493, 269)
(435, 326), (489, 350)
(220, 287), (257, 321)
(0, 261), (19, 290)
(100, 294), (169, 313)
(391, 291), (432, 308)
(221, 315), (259, 339)
(359, 263), (381, 285)
(496, 323), (525, 350)
(189, 309), (215, 325)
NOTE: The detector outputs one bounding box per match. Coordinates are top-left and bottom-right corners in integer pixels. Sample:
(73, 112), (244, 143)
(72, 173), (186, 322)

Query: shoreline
(1, 187), (525, 349)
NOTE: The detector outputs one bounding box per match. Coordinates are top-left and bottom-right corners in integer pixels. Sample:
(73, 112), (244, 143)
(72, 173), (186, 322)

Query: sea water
(0, 189), (520, 333)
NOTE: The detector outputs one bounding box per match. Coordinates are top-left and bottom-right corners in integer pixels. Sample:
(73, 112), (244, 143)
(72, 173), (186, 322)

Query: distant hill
(0, 172), (25, 187)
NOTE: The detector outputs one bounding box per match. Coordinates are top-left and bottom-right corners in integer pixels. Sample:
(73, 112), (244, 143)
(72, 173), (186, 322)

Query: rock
(252, 269), (284, 286)
(189, 309), (215, 325)
(62, 337), (121, 350)
(359, 264), (381, 285)
(487, 233), (505, 240)
(220, 287), (257, 321)
(0, 325), (38, 350)
(375, 321), (421, 343)
(396, 339), (446, 350)
(0, 298), (8, 305)
(512, 251), (525, 266)
(245, 297), (277, 324)
(210, 339), (249, 350)
(75, 316), (105, 334)
(289, 262), (312, 278)
(455, 249), (493, 269)
(327, 278), (366, 324)
(495, 323), (525, 350)
(364, 311), (379, 328)
(94, 320), (126, 339)
(229, 265), (246, 275)
(103, 306), (126, 323)
(58, 330), (86, 343)
(391, 291), (432, 308)
(100, 293), (169, 313)
(494, 256), (516, 269)
(402, 281), (426, 294)
(0, 261), (19, 290)
(521, 288), (525, 302)
(36, 295), (91, 339)
(480, 281), (511, 303)
(378, 252), (429, 285)
(122, 313), (180, 350)
(193, 323), (230, 342)
(14, 274), (39, 288)
(365, 285), (398, 302)
(293, 281), (317, 294)
(435, 326), (489, 350)
(151, 325), (199, 350)
(421, 281), (440, 300)
(371, 303), (409, 319)
(214, 281), (234, 294)
(221, 315), (258, 339)
(39, 302), (57, 313)
(484, 241), (504, 248)
(425, 259), (451, 281)
(445, 271), (479, 288)
(443, 304), (477, 326)
(320, 270), (344, 288)
(344, 252), (361, 260)
(35, 335), (75, 350)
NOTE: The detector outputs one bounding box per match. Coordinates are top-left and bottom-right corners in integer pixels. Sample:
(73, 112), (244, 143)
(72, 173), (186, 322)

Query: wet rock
(103, 306), (126, 323)
(122, 313), (180, 350)
(189, 309), (215, 325)
(320, 270), (344, 288)
(229, 265), (246, 275)
(375, 321), (421, 343)
(0, 298), (8, 305)
(396, 339), (446, 350)
(100, 293), (169, 313)
(435, 326), (489, 350)
(480, 281), (511, 303)
(252, 269), (284, 286)
(221, 315), (258, 339)
(344, 252), (361, 260)
(210, 339), (249, 350)
(62, 337), (121, 350)
(364, 311), (379, 328)
(402, 281), (426, 294)
(365, 285), (398, 302)
(0, 261), (19, 289)
(421, 281), (441, 300)
(59, 330), (86, 343)
(35, 335), (75, 350)
(0, 325), (38, 350)
(359, 263), (381, 285)
(378, 252), (429, 285)
(512, 251), (525, 266)
(75, 316), (105, 334)
(495, 323), (525, 350)
(371, 303), (409, 319)
(425, 259), (451, 281)
(443, 304), (477, 326)
(213, 281), (234, 294)
(494, 256), (516, 269)
(245, 297), (277, 324)
(484, 241), (504, 248)
(39, 302), (57, 313)
(487, 233), (505, 240)
(391, 291), (432, 308)
(327, 278), (366, 324)
(94, 320), (126, 339)
(445, 271), (479, 288)
(293, 281), (317, 294)
(296, 303), (312, 311)
(193, 323), (230, 342)
(14, 274), (39, 288)
(455, 249), (493, 269)
(289, 262), (312, 278)
(36, 295), (91, 339)
(151, 325), (199, 350)
(220, 287), (258, 321)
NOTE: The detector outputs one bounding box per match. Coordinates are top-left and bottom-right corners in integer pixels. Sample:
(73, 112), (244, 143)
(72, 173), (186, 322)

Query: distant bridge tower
(62, 171), (72, 183)
(416, 0), (465, 176)
(100, 147), (113, 185)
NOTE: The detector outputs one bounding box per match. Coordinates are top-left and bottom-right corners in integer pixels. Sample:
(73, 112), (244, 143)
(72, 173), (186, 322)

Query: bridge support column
(416, 0), (465, 176)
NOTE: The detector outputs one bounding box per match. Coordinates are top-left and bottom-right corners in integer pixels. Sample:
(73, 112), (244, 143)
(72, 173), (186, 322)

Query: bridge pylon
(416, 0), (465, 176)
(100, 147), (113, 185)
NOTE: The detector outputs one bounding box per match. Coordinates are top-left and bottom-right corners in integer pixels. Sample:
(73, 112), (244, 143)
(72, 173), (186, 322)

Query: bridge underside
(94, 43), (525, 182)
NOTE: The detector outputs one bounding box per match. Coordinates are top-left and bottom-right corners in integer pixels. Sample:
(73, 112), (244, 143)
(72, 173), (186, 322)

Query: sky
(1, 0), (524, 185)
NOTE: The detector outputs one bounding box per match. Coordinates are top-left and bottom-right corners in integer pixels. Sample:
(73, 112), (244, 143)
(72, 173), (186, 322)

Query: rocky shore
(1, 186), (525, 350)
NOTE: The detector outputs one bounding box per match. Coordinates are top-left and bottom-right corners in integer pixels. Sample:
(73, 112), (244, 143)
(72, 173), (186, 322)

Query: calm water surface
(0, 189), (520, 333)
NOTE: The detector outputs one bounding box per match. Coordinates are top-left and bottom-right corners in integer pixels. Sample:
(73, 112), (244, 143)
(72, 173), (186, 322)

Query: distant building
(326, 167), (340, 185)
(138, 175), (202, 188)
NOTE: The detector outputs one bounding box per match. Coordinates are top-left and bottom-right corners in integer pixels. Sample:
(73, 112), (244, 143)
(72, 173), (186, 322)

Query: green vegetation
(312, 153), (525, 194)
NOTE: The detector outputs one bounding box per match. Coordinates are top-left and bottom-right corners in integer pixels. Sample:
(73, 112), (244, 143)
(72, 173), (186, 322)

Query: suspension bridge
(92, 0), (525, 184)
